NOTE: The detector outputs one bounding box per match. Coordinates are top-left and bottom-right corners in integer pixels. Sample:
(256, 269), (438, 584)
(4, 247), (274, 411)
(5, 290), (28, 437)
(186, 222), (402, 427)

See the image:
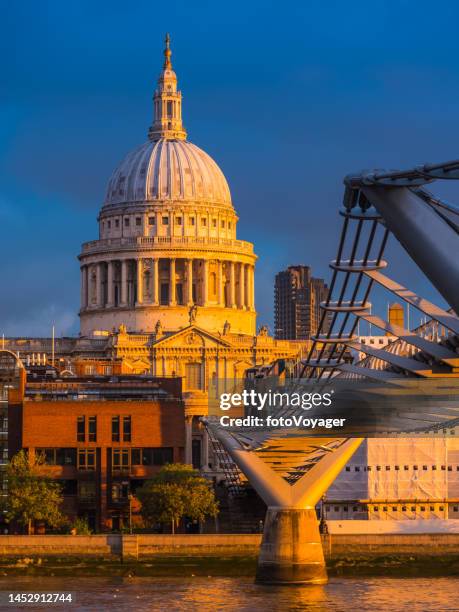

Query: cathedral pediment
(152, 325), (234, 349)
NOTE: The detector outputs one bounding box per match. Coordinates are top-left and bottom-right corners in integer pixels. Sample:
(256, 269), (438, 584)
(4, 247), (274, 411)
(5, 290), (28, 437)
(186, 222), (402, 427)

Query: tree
(136, 463), (219, 534)
(6, 450), (64, 534)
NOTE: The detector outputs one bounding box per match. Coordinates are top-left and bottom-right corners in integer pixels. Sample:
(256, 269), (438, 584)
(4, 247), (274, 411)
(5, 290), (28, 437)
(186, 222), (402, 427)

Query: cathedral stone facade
(74, 35), (305, 390)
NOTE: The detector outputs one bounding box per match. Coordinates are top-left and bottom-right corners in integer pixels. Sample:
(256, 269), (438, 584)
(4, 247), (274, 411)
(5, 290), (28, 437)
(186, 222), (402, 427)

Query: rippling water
(1, 576), (458, 611)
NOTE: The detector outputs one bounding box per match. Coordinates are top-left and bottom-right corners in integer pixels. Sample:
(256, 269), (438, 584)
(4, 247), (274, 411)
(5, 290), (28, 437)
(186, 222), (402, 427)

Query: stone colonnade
(81, 257), (255, 311)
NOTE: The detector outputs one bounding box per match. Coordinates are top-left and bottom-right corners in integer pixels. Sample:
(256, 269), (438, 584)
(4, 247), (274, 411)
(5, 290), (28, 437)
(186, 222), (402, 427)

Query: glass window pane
(77, 416), (85, 442)
(123, 416), (131, 442)
(112, 417), (120, 442)
(131, 449), (141, 466)
(88, 416), (97, 442)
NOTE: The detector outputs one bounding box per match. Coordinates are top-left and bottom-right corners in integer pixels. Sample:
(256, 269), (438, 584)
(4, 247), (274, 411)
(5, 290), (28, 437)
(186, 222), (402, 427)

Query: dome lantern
(148, 33), (187, 142)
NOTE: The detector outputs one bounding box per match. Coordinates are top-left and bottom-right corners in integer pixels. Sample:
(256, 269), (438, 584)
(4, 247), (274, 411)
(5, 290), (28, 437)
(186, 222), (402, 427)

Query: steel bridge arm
(363, 270), (459, 335)
(361, 185), (459, 315)
(346, 341), (435, 376)
(357, 313), (459, 366)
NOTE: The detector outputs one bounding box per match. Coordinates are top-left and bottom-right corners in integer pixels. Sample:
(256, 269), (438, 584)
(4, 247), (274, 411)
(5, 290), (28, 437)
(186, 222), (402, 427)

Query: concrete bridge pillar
(256, 507), (326, 585)
(205, 421), (363, 585)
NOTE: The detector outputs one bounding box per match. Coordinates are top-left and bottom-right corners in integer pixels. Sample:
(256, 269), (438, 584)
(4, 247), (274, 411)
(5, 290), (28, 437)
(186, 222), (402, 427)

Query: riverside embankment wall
(1, 533), (459, 560)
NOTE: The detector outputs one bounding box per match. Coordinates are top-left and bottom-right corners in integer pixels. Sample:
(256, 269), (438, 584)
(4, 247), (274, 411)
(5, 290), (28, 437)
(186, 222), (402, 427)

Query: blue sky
(1, 0), (459, 336)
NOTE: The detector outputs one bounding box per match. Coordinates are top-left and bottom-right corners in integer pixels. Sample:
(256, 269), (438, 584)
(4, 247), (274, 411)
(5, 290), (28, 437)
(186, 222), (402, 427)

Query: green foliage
(70, 517), (92, 535)
(6, 450), (64, 534)
(136, 463), (218, 533)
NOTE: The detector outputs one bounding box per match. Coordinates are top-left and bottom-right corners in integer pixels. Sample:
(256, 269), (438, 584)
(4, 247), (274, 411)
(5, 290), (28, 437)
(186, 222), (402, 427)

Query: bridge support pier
(256, 506), (326, 585)
(206, 422), (363, 585)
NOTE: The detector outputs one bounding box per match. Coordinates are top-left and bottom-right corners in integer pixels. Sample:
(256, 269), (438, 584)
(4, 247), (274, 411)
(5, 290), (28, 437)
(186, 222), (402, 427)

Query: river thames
(1, 576), (458, 611)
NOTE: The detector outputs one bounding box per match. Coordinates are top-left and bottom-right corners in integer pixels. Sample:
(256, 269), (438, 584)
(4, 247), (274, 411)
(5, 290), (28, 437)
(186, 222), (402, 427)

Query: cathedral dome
(103, 138), (232, 208)
(102, 33), (232, 211)
(79, 34), (256, 339)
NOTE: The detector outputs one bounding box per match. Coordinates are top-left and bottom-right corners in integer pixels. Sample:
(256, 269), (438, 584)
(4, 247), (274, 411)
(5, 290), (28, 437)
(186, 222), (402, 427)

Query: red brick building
(9, 375), (185, 531)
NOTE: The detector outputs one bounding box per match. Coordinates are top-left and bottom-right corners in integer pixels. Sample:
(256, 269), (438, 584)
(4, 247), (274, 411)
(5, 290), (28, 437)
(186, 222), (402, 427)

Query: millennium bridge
(206, 159), (459, 584)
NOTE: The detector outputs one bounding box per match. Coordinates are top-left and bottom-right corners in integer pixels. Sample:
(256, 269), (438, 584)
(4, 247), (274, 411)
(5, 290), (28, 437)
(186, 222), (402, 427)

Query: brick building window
(112, 449), (129, 471)
(112, 482), (129, 501)
(77, 417), (85, 442)
(112, 416), (120, 442)
(78, 449), (96, 471)
(123, 416), (131, 442)
(88, 416), (97, 442)
(78, 481), (96, 501)
(111, 416), (132, 443)
(131, 447), (173, 466)
(148, 217), (155, 226)
(37, 448), (76, 466)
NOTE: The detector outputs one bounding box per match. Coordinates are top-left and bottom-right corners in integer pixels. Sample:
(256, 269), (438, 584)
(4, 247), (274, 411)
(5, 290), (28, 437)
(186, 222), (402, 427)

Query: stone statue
(188, 304), (198, 325)
(154, 319), (163, 339)
(118, 324), (127, 334)
(258, 324), (269, 337)
(223, 320), (231, 335)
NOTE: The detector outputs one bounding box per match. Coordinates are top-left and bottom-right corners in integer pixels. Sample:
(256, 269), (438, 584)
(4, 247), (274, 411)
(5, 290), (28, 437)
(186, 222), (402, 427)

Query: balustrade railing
(81, 235), (254, 254)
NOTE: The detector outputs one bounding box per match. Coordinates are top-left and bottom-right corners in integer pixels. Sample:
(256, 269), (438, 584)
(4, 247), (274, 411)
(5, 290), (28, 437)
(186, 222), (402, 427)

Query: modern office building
(274, 265), (330, 340)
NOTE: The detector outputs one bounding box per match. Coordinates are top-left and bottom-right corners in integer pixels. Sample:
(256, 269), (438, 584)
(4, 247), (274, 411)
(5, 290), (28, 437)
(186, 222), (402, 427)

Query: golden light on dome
(78, 36), (257, 337)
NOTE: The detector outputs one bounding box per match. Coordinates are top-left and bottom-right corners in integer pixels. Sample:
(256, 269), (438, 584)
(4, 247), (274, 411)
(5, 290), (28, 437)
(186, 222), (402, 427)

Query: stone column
(244, 264), (250, 308)
(202, 259), (209, 306)
(218, 260), (224, 306)
(169, 258), (176, 306)
(80, 265), (88, 310)
(185, 415), (193, 465)
(186, 259), (193, 305)
(96, 262), (103, 308)
(229, 261), (236, 308)
(152, 258), (159, 305)
(136, 258), (143, 305)
(249, 265), (255, 310)
(106, 261), (114, 307)
(245, 265), (251, 310)
(121, 260), (128, 306)
(238, 262), (245, 309)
